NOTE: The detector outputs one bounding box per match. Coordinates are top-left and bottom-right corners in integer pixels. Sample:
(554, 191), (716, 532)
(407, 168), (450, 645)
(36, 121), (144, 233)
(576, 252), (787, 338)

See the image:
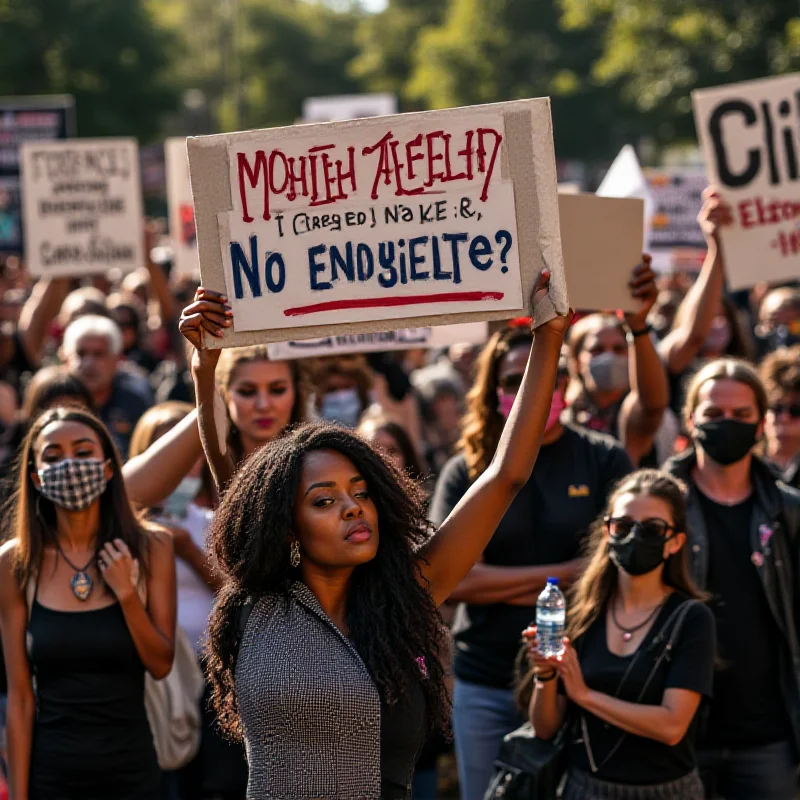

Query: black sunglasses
(605, 516), (675, 541)
(769, 403), (800, 419)
(498, 369), (568, 394)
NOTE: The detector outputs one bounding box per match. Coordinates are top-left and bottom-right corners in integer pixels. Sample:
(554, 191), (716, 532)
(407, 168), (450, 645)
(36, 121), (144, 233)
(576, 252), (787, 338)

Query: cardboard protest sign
(165, 137), (199, 276)
(21, 138), (144, 277)
(267, 321), (488, 360)
(187, 99), (566, 347)
(0, 95), (75, 254)
(558, 193), (642, 313)
(302, 94), (397, 124)
(693, 74), (800, 288)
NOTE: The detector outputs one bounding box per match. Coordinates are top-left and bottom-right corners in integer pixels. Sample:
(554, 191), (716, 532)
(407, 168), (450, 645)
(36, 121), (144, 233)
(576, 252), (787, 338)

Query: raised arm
(658, 189), (732, 376)
(179, 287), (236, 491)
(617, 257), (668, 466)
(419, 273), (571, 607)
(0, 540), (35, 800)
(17, 276), (71, 364)
(123, 408), (204, 507)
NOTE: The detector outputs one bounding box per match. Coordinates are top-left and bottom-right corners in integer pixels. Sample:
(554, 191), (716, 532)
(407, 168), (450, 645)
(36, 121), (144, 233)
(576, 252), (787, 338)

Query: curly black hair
(206, 422), (451, 740)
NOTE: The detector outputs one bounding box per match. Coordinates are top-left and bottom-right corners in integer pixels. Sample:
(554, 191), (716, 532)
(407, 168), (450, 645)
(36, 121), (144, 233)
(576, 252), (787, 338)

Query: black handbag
(483, 721), (569, 800)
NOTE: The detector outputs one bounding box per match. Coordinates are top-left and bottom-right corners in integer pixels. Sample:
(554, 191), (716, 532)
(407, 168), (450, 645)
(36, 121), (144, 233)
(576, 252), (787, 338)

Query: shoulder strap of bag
(581, 599), (698, 774)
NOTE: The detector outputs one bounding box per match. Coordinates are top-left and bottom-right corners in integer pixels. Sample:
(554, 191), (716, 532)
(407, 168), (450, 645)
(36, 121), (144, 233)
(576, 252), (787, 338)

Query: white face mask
(320, 389), (362, 428)
(164, 476), (202, 519)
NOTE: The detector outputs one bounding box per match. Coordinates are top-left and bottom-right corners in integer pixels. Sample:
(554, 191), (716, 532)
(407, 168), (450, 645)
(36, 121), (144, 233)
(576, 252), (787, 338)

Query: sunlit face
(30, 420), (113, 486)
(766, 391), (800, 448)
(689, 378), (763, 433)
(292, 449), (380, 570)
(63, 334), (118, 395)
(606, 491), (685, 561)
(226, 360), (296, 444)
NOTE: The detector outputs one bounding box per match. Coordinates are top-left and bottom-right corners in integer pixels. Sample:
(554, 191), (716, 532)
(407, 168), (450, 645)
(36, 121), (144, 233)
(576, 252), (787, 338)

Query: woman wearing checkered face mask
(0, 407), (177, 800)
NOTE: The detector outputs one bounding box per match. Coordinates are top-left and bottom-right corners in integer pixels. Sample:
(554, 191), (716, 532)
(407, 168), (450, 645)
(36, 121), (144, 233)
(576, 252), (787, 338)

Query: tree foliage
(560, 0), (800, 142)
(0, 0), (177, 141)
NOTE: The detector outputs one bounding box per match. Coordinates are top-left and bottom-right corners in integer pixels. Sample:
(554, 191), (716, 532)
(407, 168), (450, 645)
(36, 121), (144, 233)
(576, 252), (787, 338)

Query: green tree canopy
(560, 0), (800, 142)
(0, 0), (177, 140)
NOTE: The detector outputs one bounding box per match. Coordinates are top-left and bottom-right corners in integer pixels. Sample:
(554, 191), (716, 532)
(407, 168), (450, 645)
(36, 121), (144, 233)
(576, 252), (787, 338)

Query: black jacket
(666, 450), (800, 752)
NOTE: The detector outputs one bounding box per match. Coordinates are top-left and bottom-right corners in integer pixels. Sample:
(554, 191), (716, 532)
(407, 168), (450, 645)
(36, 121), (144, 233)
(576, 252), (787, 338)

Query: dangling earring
(289, 540), (301, 568)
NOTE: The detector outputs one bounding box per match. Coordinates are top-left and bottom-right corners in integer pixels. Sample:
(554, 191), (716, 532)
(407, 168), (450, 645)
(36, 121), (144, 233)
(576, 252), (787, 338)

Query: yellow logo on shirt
(568, 484), (590, 498)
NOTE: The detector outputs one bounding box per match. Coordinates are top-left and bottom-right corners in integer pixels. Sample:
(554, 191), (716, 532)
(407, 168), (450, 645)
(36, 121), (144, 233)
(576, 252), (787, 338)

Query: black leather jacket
(666, 450), (800, 752)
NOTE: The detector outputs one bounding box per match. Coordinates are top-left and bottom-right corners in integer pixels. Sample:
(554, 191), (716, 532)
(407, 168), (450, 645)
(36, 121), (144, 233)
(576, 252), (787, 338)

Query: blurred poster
(165, 137), (199, 276)
(0, 95), (75, 254)
(302, 94), (397, 124)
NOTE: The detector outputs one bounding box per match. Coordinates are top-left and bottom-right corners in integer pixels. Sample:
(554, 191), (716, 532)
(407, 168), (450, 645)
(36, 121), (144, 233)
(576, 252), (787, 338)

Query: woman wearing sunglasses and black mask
(430, 327), (633, 800)
(524, 470), (715, 800)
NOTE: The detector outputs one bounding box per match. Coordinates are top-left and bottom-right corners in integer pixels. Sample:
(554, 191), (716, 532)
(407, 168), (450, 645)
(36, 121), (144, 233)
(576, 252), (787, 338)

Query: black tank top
(27, 597), (160, 799)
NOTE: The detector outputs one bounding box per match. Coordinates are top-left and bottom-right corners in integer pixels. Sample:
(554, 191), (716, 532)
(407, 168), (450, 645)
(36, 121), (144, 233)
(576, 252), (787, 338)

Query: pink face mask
(497, 388), (566, 433)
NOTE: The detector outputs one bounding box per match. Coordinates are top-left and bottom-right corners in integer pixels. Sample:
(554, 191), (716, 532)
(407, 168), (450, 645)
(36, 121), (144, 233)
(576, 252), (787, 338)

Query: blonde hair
(128, 401), (193, 460)
(682, 357), (768, 428)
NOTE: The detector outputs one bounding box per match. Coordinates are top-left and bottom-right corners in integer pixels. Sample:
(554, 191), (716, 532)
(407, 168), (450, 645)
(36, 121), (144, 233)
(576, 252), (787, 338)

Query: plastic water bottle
(536, 577), (566, 657)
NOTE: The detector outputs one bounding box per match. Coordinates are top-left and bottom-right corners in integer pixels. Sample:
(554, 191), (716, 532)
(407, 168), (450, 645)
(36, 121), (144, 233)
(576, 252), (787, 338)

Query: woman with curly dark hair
(178, 276), (571, 799)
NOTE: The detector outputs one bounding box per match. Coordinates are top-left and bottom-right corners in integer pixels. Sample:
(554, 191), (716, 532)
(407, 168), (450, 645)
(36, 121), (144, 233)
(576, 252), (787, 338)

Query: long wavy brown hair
(566, 469), (705, 643)
(12, 407), (151, 587)
(459, 328), (533, 481)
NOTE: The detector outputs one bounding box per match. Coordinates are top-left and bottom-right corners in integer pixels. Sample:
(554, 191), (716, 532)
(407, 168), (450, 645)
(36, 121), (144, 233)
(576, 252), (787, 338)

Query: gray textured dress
(236, 582), (383, 799)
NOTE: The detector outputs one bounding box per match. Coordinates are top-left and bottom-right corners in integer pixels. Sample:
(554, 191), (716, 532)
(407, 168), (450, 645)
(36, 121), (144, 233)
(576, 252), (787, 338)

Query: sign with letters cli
(187, 99), (565, 346)
(693, 74), (800, 288)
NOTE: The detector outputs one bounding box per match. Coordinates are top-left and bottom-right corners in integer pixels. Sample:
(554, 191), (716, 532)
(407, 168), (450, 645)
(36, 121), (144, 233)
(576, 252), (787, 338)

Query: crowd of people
(0, 187), (797, 800)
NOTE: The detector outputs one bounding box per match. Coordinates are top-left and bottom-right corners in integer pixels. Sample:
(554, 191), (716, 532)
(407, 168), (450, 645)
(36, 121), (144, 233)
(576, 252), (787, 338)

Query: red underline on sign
(283, 291), (505, 317)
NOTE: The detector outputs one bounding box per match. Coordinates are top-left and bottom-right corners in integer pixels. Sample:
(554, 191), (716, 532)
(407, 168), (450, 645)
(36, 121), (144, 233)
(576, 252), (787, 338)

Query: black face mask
(609, 529), (670, 576)
(693, 419), (759, 466)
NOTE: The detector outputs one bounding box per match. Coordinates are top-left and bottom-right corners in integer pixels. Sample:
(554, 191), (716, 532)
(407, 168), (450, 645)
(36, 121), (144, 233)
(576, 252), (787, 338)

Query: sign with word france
(693, 74), (800, 288)
(20, 138), (144, 277)
(187, 99), (565, 346)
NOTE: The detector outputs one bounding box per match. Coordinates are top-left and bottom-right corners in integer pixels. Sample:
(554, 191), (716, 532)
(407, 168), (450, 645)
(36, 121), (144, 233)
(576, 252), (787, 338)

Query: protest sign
(558, 193), (642, 313)
(645, 168), (707, 272)
(0, 95), (75, 254)
(21, 138), (144, 277)
(187, 98), (566, 348)
(302, 94), (397, 124)
(165, 137), (199, 276)
(266, 321), (488, 360)
(693, 74), (800, 288)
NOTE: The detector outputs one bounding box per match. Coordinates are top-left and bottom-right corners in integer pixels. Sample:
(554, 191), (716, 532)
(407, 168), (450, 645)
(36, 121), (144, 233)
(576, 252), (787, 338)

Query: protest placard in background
(0, 95), (75, 255)
(645, 168), (707, 272)
(267, 321), (488, 359)
(302, 94), (397, 124)
(21, 138), (144, 277)
(693, 74), (800, 288)
(558, 193), (642, 313)
(187, 98), (566, 347)
(165, 137), (199, 276)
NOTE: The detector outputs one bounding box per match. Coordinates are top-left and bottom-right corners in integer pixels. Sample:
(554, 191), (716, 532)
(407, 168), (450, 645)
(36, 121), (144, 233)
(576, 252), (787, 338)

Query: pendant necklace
(56, 542), (94, 601)
(611, 596), (666, 642)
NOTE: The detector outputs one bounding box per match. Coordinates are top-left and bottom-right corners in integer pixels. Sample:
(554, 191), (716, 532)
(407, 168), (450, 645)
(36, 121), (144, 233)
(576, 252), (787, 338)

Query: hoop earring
(289, 540), (301, 568)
